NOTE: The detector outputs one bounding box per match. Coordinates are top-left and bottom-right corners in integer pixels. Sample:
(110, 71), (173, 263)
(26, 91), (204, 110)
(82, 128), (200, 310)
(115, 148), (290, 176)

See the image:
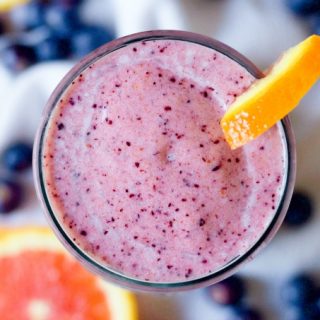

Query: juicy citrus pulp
(0, 227), (138, 320)
(221, 35), (320, 149)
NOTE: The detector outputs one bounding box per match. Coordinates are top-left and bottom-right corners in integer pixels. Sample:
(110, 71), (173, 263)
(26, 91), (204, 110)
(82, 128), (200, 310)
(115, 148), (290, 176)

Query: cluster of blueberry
(205, 190), (315, 320)
(285, 0), (320, 33)
(0, 0), (114, 72)
(0, 142), (32, 213)
(206, 271), (320, 320)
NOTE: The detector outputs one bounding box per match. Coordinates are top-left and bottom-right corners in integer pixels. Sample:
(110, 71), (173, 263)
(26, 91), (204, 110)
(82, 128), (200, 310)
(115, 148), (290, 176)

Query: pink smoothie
(42, 39), (287, 283)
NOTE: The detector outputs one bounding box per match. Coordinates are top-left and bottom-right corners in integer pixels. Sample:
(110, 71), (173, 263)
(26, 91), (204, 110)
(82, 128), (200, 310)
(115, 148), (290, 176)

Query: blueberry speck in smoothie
(212, 164), (222, 172)
(201, 91), (208, 98)
(57, 123), (65, 130)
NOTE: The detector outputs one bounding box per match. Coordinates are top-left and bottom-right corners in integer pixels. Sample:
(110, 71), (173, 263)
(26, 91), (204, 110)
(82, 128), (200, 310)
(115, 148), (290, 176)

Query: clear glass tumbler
(33, 30), (296, 292)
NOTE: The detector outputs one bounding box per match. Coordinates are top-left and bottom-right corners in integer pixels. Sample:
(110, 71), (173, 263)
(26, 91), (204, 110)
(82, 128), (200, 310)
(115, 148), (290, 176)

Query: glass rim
(33, 30), (296, 292)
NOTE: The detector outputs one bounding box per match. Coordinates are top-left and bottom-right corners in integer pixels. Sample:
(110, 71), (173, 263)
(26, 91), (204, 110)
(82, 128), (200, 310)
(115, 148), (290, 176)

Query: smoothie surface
(43, 39), (286, 282)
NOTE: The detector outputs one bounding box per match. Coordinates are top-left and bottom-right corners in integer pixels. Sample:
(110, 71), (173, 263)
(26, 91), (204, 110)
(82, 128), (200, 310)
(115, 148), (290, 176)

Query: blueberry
(1, 44), (37, 72)
(315, 292), (320, 309)
(287, 303), (320, 320)
(311, 290), (320, 314)
(285, 0), (320, 16)
(0, 178), (23, 214)
(284, 191), (314, 227)
(281, 274), (317, 306)
(10, 2), (46, 31)
(304, 303), (320, 320)
(230, 306), (262, 320)
(51, 0), (84, 7)
(1, 142), (33, 172)
(309, 13), (320, 34)
(0, 19), (5, 35)
(70, 25), (114, 59)
(206, 275), (246, 305)
(44, 4), (81, 35)
(35, 33), (71, 61)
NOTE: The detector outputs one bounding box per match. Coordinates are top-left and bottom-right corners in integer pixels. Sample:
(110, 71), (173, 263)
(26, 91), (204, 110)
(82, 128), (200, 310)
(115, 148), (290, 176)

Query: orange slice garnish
(0, 227), (138, 320)
(221, 35), (320, 149)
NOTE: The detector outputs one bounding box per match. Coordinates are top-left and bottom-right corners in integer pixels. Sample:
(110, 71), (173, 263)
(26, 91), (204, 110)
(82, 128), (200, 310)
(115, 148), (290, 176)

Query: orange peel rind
(221, 35), (320, 149)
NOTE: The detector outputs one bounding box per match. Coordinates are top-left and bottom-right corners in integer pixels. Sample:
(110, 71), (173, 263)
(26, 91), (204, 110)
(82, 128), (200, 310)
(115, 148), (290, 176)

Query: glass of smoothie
(33, 30), (296, 292)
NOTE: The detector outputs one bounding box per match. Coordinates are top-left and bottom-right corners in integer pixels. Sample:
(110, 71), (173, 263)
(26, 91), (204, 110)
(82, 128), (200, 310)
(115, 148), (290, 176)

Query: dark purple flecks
(43, 40), (285, 283)
(159, 46), (167, 53)
(185, 268), (193, 278)
(80, 230), (87, 236)
(212, 164), (222, 172)
(69, 97), (75, 105)
(57, 123), (65, 130)
(201, 91), (208, 98)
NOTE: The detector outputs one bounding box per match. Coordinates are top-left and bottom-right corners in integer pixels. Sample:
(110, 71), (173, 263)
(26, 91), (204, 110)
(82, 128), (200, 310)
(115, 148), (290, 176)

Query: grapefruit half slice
(0, 227), (138, 320)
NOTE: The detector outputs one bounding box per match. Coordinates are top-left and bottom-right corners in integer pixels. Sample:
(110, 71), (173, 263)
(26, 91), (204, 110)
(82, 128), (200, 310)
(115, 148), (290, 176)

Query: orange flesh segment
(0, 251), (110, 320)
(0, 228), (138, 320)
(221, 35), (320, 149)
